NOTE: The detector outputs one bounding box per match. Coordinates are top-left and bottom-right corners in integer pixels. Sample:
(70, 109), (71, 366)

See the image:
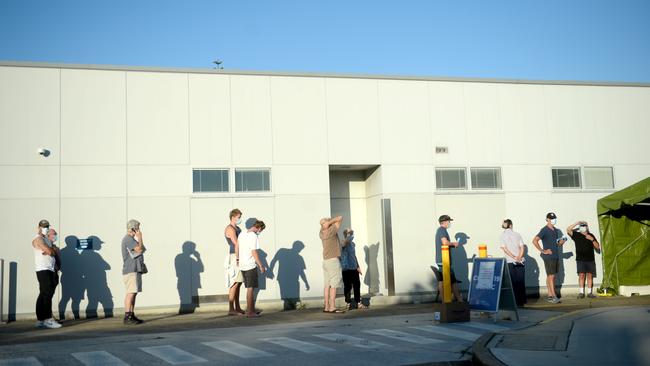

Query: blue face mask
(236, 218), (242, 225)
(348, 235), (355, 241)
(550, 219), (557, 225)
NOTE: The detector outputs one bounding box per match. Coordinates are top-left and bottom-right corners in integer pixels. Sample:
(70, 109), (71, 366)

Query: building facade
(1, 61), (649, 318)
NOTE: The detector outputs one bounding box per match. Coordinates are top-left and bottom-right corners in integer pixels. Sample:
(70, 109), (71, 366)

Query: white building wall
(1, 63), (649, 318)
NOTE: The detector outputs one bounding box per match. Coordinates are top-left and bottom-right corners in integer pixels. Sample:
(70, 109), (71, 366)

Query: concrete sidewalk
(473, 298), (650, 366)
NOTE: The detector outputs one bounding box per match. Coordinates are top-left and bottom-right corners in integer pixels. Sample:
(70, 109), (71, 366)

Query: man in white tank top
(32, 219), (62, 329)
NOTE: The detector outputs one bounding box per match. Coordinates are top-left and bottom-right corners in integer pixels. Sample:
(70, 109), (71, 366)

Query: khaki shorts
(123, 272), (142, 293)
(323, 258), (343, 288)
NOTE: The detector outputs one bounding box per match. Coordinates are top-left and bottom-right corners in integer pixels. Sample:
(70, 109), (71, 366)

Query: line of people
(435, 212), (601, 306)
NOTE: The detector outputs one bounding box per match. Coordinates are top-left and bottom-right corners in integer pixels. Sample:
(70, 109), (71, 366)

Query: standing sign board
(467, 257), (519, 321)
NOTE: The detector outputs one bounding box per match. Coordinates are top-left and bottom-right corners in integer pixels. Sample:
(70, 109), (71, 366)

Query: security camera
(37, 148), (50, 157)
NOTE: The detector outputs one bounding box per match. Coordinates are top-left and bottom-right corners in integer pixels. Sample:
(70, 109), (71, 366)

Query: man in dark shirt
(567, 221), (600, 299)
(532, 212), (567, 304)
(435, 215), (462, 302)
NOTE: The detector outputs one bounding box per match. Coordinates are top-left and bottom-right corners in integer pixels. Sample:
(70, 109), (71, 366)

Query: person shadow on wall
(555, 243), (573, 299)
(81, 236), (114, 318)
(58, 235), (85, 320)
(453, 232), (471, 292)
(523, 244), (541, 299)
(268, 241), (310, 310)
(254, 249), (271, 301)
(175, 241), (204, 315)
(364, 243), (381, 296)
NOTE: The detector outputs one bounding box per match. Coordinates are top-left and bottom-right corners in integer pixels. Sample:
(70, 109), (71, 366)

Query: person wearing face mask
(341, 228), (364, 310)
(225, 208), (245, 315)
(435, 215), (463, 302)
(532, 212), (567, 304)
(500, 219), (526, 306)
(237, 220), (267, 318)
(567, 221), (601, 299)
(32, 219), (62, 329)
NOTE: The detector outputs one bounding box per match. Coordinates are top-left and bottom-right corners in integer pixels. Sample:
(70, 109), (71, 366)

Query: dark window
(193, 169), (229, 192)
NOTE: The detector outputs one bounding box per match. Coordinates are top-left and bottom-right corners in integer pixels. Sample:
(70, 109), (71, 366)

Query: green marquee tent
(597, 177), (650, 293)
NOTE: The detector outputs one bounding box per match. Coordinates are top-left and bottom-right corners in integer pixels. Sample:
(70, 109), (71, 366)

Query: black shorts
(440, 267), (459, 284)
(576, 261), (597, 276)
(241, 268), (259, 289)
(543, 258), (559, 275)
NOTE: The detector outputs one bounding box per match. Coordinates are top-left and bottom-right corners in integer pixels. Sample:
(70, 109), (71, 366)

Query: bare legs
(323, 286), (337, 311)
(228, 283), (244, 315)
(124, 293), (137, 313)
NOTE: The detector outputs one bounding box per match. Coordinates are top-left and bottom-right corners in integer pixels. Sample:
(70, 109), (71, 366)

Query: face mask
(41, 227), (48, 235)
(255, 231), (260, 236)
(502, 225), (508, 229)
(550, 219), (557, 225)
(447, 222), (452, 229)
(236, 218), (242, 225)
(52, 235), (58, 243)
(348, 235), (355, 241)
(578, 226), (587, 233)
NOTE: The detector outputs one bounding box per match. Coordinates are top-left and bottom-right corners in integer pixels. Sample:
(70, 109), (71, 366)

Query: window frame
(583, 166), (615, 190)
(551, 166), (582, 189)
(191, 168), (231, 194)
(435, 167), (468, 191)
(234, 168), (272, 193)
(469, 167), (503, 190)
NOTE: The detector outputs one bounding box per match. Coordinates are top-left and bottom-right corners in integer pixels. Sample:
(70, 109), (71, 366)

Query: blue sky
(1, 0), (649, 82)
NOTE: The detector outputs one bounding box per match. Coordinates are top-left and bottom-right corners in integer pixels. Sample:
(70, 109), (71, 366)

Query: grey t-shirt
(122, 234), (146, 275)
(435, 226), (453, 264)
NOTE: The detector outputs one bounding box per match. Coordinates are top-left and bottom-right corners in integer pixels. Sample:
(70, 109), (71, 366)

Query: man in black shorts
(567, 221), (600, 299)
(435, 215), (463, 302)
(532, 212), (567, 304)
(237, 220), (267, 318)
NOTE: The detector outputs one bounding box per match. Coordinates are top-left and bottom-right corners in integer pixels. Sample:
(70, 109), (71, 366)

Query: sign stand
(467, 257), (519, 322)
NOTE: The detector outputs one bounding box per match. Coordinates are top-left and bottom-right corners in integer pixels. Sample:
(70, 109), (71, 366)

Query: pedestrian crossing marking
(411, 325), (481, 341)
(139, 345), (207, 364)
(72, 351), (129, 366)
(261, 337), (335, 353)
(313, 333), (391, 350)
(0, 358), (43, 366)
(362, 329), (444, 344)
(202, 340), (273, 358)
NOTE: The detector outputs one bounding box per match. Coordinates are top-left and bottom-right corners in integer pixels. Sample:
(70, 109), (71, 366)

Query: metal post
(442, 245), (452, 303)
(0, 258), (4, 324)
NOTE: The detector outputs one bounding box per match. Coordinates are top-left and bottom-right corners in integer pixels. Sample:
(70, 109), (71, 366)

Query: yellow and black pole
(441, 244), (452, 303)
(479, 244), (488, 258)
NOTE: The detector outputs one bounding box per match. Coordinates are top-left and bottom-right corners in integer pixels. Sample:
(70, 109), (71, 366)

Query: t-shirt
(536, 226), (563, 259)
(237, 231), (260, 271)
(33, 235), (56, 272)
(435, 226), (453, 264)
(571, 231), (597, 262)
(500, 229), (524, 264)
(320, 225), (341, 260)
(122, 235), (146, 275)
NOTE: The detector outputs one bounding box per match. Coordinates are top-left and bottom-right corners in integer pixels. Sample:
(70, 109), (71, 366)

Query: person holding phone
(122, 219), (147, 325)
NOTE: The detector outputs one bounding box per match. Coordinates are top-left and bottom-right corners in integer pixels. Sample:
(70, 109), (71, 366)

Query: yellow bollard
(442, 245), (452, 303)
(479, 244), (488, 258)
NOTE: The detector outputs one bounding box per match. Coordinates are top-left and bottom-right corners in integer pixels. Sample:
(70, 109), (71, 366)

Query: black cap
(546, 212), (557, 220)
(438, 215), (453, 223)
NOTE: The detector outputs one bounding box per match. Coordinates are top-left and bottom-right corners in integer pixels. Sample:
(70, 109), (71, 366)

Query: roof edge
(1, 60), (650, 87)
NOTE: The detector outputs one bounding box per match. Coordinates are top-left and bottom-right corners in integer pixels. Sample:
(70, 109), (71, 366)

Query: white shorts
(123, 272), (142, 293)
(323, 258), (343, 288)
(225, 253), (243, 288)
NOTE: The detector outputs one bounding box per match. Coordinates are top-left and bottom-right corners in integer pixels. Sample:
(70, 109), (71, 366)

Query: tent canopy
(597, 177), (650, 292)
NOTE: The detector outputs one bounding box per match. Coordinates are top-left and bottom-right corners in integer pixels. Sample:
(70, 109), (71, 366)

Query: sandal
(325, 309), (345, 314)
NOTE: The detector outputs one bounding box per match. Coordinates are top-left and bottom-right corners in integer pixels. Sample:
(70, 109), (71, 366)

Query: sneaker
(552, 297), (562, 304)
(35, 320), (44, 328)
(546, 297), (555, 303)
(124, 314), (143, 325)
(587, 293), (597, 299)
(577, 293), (585, 299)
(42, 318), (62, 329)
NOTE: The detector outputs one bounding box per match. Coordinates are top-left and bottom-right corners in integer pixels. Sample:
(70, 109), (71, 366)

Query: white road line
(139, 345), (207, 365)
(313, 333), (391, 350)
(411, 325), (481, 342)
(261, 337), (335, 353)
(72, 351), (129, 366)
(362, 329), (445, 345)
(202, 340), (273, 359)
(0, 358), (43, 366)
(453, 322), (508, 332)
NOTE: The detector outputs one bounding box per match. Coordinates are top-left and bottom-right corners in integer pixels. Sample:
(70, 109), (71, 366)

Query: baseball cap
(438, 215), (453, 223)
(546, 212), (557, 220)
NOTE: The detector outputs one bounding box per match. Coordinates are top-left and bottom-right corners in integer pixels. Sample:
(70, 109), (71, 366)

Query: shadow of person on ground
(523, 244), (541, 299)
(58, 235), (85, 320)
(269, 241), (310, 310)
(81, 236), (114, 318)
(364, 242), (381, 296)
(453, 232), (471, 291)
(175, 241), (204, 315)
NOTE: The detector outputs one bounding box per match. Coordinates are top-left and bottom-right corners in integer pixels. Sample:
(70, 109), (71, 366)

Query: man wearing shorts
(320, 216), (344, 313)
(532, 212), (567, 304)
(225, 208), (244, 315)
(237, 220), (266, 318)
(122, 219), (146, 324)
(567, 221), (600, 299)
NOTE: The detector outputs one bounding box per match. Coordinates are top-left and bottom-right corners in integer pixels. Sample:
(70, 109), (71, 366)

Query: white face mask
(41, 227), (48, 235)
(52, 235), (58, 243)
(447, 222), (452, 229)
(550, 219), (557, 225)
(578, 226), (587, 233)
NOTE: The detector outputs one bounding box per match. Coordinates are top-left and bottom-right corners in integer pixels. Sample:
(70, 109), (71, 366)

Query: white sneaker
(35, 320), (44, 328)
(42, 318), (62, 329)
